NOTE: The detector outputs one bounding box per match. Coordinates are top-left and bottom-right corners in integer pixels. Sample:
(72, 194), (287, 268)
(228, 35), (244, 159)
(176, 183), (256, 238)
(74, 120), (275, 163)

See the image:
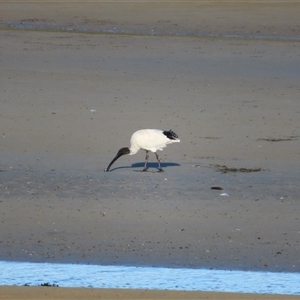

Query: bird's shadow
(106, 162), (180, 172)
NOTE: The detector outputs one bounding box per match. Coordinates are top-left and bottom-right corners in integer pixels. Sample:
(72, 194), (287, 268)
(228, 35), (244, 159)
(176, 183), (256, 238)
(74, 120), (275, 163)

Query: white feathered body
(129, 129), (180, 155)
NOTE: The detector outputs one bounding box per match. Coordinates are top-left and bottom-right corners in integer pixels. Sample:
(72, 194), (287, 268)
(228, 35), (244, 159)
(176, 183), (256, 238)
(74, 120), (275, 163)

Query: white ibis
(104, 129), (180, 172)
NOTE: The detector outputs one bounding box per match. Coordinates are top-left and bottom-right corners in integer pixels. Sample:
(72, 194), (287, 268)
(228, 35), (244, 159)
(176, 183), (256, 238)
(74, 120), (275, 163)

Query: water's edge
(1, 23), (300, 41)
(1, 261), (299, 295)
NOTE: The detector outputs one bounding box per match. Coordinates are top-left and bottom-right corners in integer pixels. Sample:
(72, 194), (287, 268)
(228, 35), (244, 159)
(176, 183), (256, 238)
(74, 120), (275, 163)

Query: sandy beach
(1, 1), (300, 298)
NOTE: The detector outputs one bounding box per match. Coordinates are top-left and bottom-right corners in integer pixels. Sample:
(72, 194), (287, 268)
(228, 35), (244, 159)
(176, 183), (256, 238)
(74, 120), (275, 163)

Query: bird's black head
(117, 147), (130, 156)
(104, 147), (130, 172)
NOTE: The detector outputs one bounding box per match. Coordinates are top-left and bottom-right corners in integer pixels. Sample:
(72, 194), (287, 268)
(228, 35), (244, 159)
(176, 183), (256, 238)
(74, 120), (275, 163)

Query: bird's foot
(157, 168), (164, 173)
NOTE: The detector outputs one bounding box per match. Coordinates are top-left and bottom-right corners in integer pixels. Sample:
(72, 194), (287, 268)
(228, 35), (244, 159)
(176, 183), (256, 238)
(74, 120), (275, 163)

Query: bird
(104, 129), (180, 172)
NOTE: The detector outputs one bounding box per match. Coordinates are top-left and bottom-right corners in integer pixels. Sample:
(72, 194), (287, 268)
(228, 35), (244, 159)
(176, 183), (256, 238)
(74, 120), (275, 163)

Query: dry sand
(1, 1), (300, 299)
(1, 286), (300, 300)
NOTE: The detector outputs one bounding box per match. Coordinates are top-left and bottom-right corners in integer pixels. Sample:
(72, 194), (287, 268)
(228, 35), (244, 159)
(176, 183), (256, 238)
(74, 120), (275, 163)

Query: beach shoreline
(1, 0), (300, 39)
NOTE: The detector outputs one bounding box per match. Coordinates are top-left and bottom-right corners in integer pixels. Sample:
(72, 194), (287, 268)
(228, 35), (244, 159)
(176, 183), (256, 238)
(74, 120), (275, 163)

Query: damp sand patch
(212, 165), (262, 174)
(194, 164), (262, 174)
(257, 136), (299, 142)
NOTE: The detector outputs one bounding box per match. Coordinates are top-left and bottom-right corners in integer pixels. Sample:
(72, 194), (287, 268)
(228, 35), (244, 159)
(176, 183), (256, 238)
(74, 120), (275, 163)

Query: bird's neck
(129, 145), (140, 155)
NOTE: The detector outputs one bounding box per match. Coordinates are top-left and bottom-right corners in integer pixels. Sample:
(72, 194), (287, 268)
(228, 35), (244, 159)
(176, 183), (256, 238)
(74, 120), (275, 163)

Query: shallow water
(1, 261), (299, 295)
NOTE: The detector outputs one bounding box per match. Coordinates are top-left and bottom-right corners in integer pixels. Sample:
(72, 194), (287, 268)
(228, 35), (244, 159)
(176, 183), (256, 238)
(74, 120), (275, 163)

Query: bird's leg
(155, 152), (164, 172)
(142, 151), (149, 171)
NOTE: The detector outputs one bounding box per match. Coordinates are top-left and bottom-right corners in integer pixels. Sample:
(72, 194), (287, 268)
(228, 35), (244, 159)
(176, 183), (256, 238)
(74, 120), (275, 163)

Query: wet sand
(1, 1), (300, 299)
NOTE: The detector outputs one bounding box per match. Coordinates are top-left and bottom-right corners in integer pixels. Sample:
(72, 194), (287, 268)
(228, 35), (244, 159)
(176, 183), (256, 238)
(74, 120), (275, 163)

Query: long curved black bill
(104, 147), (130, 172)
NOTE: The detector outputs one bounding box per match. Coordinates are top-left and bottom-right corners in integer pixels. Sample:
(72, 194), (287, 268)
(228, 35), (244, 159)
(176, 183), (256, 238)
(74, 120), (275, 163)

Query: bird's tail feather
(163, 130), (179, 140)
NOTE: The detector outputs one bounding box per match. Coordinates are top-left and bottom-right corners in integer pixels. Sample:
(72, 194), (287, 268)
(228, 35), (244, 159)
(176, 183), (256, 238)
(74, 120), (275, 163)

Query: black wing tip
(163, 129), (179, 140)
